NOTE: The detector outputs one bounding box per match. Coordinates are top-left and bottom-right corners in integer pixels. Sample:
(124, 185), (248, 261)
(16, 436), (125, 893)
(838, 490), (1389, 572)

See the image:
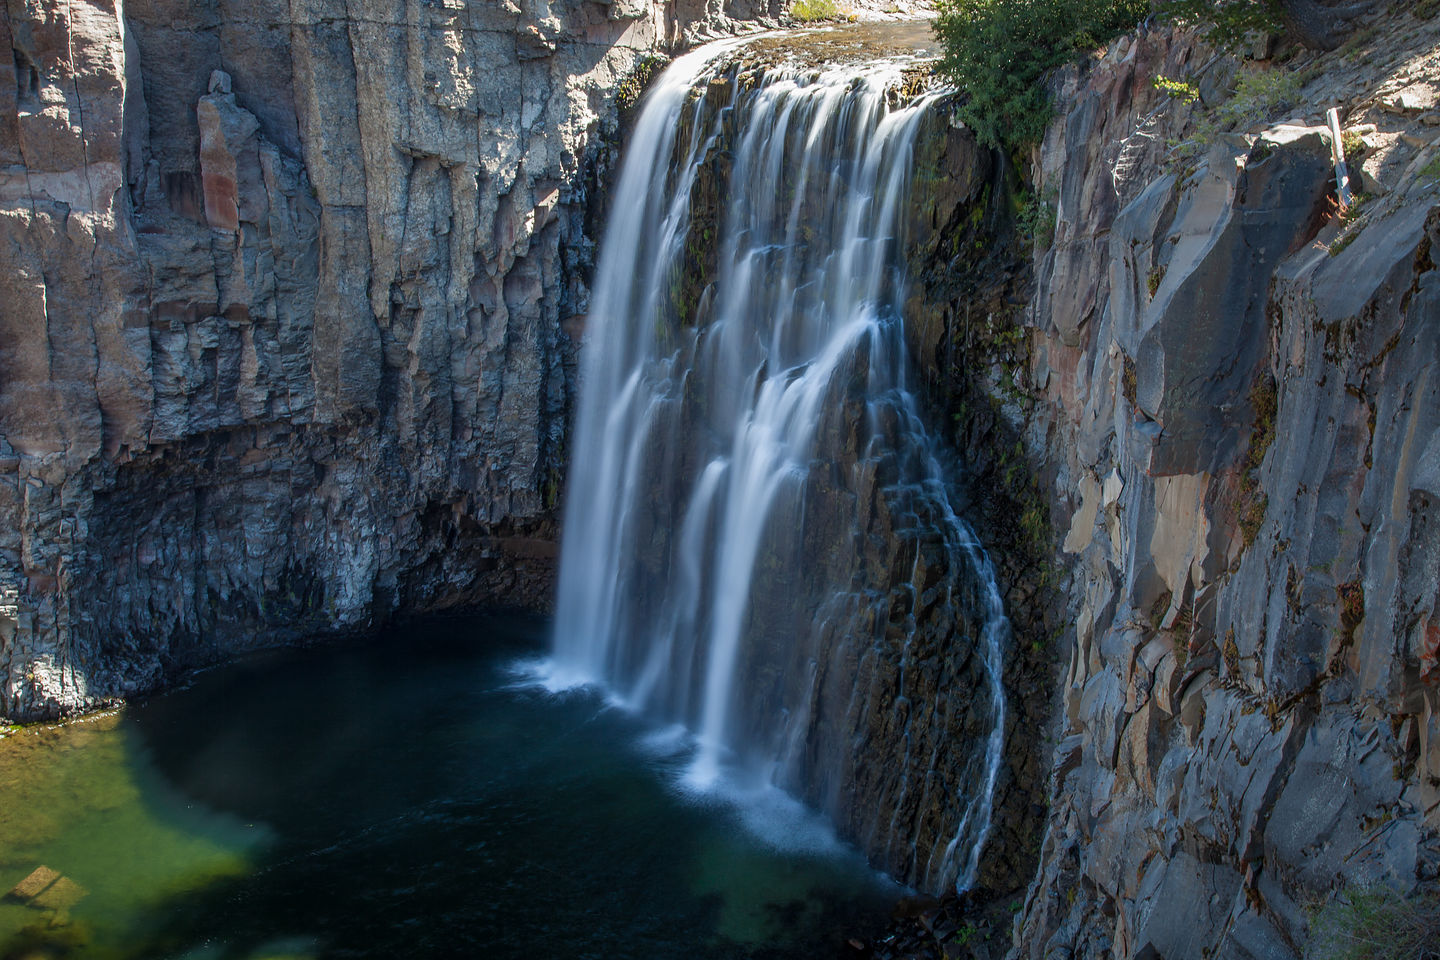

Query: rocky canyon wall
(6, 2), (1439, 954)
(0, 0), (781, 721)
(963, 15), (1440, 959)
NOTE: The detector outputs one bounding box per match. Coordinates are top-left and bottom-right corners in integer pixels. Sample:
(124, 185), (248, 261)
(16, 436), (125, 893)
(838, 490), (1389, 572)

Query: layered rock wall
(0, 0), (780, 720)
(8, 3), (1439, 953)
(988, 19), (1440, 959)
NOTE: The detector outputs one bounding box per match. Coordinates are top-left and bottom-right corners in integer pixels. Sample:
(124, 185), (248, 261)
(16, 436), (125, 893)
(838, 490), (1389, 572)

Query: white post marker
(1327, 106), (1354, 209)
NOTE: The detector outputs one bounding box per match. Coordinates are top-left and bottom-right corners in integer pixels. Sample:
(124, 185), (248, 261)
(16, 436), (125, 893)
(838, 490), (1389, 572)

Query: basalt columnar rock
(7, 1), (1440, 955)
(0, 0), (784, 721)
(972, 14), (1440, 960)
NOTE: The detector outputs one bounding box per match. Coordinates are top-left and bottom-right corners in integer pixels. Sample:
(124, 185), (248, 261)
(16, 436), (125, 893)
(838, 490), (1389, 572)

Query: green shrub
(1147, 266), (1165, 296)
(1328, 191), (1372, 248)
(1167, 64), (1302, 168)
(1215, 65), (1301, 129)
(1244, 372), (1277, 476)
(1239, 492), (1267, 547)
(791, 0), (840, 21)
(617, 54), (669, 112)
(1153, 74), (1200, 102)
(1159, 0), (1284, 50)
(1327, 230), (1357, 257)
(933, 0), (1148, 152)
(1340, 128), (1367, 160)
(1307, 886), (1440, 960)
(1015, 187), (1058, 249)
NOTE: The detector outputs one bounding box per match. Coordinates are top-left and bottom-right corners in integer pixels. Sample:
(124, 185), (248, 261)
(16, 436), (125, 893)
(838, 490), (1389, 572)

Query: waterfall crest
(548, 40), (1009, 894)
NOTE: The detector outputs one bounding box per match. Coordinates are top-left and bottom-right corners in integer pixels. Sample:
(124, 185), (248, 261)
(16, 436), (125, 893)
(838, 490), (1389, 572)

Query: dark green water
(0, 614), (898, 960)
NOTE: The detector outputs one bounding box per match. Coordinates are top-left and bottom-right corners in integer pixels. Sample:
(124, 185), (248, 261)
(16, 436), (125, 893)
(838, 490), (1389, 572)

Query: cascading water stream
(546, 38), (1009, 894)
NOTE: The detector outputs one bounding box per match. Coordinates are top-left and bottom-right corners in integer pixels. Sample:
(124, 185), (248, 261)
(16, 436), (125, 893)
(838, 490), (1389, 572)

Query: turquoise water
(0, 614), (898, 959)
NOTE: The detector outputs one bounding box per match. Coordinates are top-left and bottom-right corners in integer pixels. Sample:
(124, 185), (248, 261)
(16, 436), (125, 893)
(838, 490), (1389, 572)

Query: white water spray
(549, 41), (1008, 894)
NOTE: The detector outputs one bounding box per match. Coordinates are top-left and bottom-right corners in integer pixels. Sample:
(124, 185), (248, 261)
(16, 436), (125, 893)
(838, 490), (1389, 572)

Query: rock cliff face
(902, 103), (1059, 900)
(6, 1), (1439, 953)
(0, 0), (781, 721)
(972, 14), (1440, 958)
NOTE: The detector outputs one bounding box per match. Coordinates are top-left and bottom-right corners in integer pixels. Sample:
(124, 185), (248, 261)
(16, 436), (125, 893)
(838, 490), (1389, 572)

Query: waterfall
(547, 39), (1009, 894)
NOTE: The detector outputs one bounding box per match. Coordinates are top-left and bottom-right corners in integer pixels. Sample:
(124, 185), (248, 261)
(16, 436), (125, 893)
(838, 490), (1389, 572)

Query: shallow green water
(0, 614), (897, 959)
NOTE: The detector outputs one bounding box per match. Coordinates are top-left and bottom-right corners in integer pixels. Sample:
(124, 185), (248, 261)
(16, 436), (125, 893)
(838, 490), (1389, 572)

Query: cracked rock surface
(999, 11), (1440, 959)
(0, 0), (781, 720)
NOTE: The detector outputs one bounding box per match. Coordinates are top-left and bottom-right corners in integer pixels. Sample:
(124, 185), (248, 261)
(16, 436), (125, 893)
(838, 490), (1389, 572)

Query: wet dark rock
(849, 888), (1027, 960)
(902, 94), (1063, 903)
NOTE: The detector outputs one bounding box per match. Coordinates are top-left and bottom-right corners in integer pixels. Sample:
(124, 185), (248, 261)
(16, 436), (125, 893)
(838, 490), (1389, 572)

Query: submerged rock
(30, 876), (86, 912)
(7, 866), (61, 902)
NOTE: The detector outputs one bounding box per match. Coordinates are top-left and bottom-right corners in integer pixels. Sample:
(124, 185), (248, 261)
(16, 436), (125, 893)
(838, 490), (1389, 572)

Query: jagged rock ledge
(996, 11), (1440, 959)
(845, 8), (1440, 959)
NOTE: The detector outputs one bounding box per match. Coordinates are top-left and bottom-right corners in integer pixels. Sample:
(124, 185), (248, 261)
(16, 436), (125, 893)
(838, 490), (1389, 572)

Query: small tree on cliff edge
(934, 0), (1381, 154)
(1165, 0), (1379, 51)
(932, 0), (1148, 152)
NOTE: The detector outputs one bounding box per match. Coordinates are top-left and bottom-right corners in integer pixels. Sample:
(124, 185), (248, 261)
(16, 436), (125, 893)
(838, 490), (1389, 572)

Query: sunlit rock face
(979, 22), (1440, 960)
(0, 0), (785, 720)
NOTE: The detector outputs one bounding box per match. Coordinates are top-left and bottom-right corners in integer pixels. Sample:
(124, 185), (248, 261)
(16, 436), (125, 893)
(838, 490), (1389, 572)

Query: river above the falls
(0, 614), (899, 960)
